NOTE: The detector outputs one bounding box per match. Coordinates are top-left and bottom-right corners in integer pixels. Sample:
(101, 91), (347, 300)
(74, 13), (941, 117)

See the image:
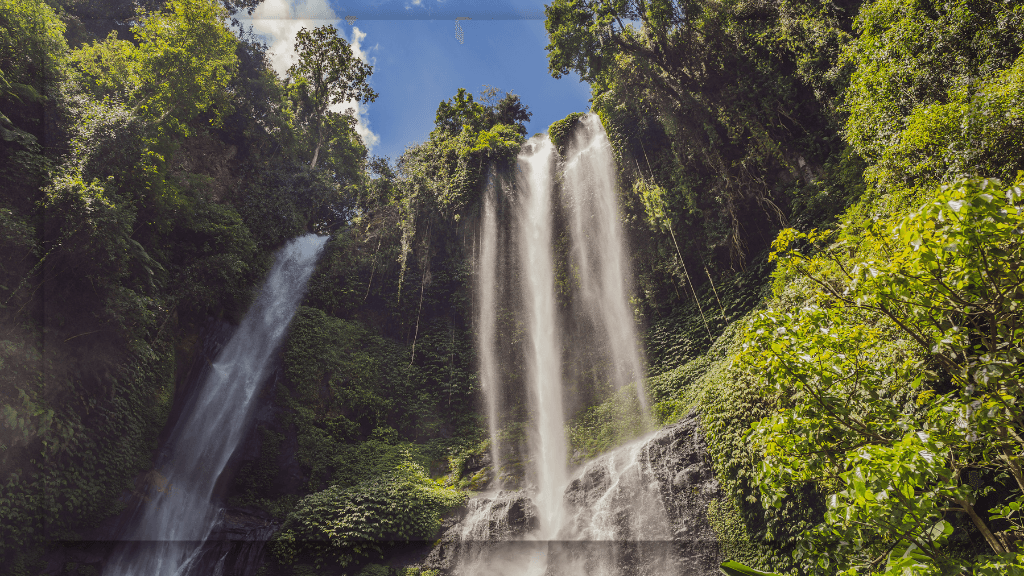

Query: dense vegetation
(543, 0), (1024, 574)
(2, 0), (1023, 574)
(0, 0), (508, 572)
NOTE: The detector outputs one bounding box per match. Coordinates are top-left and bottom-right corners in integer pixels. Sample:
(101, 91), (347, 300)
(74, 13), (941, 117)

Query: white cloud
(239, 0), (380, 152)
(330, 26), (380, 150)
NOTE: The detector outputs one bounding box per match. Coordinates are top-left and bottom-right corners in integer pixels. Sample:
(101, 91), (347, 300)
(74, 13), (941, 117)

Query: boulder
(423, 415), (722, 576)
(423, 490), (539, 572)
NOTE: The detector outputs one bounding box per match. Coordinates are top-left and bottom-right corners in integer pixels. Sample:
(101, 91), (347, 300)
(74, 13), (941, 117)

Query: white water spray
(105, 234), (328, 576)
(477, 174), (503, 485)
(562, 114), (649, 411)
(452, 116), (671, 575)
(516, 136), (567, 534)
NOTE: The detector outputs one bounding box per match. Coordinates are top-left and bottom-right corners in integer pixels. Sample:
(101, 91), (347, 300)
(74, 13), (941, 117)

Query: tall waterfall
(105, 234), (328, 576)
(477, 173), (503, 485)
(516, 137), (567, 534)
(457, 115), (672, 574)
(562, 114), (649, 412)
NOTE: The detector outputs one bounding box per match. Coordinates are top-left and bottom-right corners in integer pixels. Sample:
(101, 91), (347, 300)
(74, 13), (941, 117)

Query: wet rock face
(424, 490), (539, 572)
(553, 415), (721, 576)
(564, 462), (611, 510)
(641, 415), (722, 574)
(425, 415), (722, 576)
(489, 491), (541, 538)
(195, 508), (279, 576)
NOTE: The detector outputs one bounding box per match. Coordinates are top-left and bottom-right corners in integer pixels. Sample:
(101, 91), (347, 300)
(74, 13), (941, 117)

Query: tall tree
(288, 24), (377, 169)
(545, 0), (852, 268)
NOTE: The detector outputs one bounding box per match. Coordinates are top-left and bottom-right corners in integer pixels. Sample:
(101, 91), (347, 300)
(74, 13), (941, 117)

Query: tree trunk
(310, 139), (322, 169)
(953, 497), (1006, 555)
(310, 120), (324, 169)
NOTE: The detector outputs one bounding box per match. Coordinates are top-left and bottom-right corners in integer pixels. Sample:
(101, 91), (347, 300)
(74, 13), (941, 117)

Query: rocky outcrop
(168, 131), (238, 202)
(424, 490), (540, 572)
(424, 415), (722, 576)
(551, 415), (721, 576)
(189, 508), (279, 576)
(643, 415), (721, 552)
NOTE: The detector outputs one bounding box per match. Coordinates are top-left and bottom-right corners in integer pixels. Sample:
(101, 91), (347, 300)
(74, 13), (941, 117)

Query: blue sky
(239, 0), (593, 161)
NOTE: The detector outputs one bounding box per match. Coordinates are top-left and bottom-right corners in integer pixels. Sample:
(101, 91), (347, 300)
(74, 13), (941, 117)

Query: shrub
(272, 459), (464, 568)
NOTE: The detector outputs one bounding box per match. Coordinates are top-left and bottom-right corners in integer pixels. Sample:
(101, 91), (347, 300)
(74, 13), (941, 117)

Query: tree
(72, 0), (239, 141)
(288, 24), (377, 169)
(544, 0), (847, 268)
(433, 87), (487, 135)
(744, 179), (1024, 574)
(841, 0), (1024, 193)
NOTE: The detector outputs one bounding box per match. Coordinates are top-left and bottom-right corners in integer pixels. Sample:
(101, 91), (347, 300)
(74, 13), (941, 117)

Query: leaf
(719, 561), (785, 576)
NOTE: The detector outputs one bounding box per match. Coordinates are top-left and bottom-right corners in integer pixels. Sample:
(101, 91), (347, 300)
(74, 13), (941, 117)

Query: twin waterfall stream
(459, 115), (713, 575)
(102, 116), (719, 576)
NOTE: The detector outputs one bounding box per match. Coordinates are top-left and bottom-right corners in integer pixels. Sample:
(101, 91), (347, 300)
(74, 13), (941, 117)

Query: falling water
(447, 116), (686, 574)
(549, 434), (677, 576)
(516, 136), (567, 533)
(444, 423), (719, 576)
(105, 234), (328, 576)
(561, 114), (649, 412)
(477, 173), (503, 485)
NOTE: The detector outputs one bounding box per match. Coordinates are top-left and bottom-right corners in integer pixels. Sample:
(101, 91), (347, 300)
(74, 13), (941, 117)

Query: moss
(231, 426), (285, 504)
(567, 384), (654, 463)
(547, 112), (585, 154)
(644, 252), (772, 375)
(707, 498), (777, 572)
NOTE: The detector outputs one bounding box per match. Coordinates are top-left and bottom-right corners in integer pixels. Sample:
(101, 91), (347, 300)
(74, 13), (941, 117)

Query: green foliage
(546, 0), (847, 274)
(644, 254), (771, 375)
(398, 86), (528, 225)
(548, 4), (1024, 572)
(434, 88), (488, 135)
(547, 111), (583, 154)
(708, 498), (779, 575)
(288, 24), (376, 169)
(0, 0), (64, 214)
(289, 25), (377, 111)
(441, 438), (491, 490)
(159, 195), (260, 317)
(72, 0), (239, 137)
(0, 0), (68, 134)
(358, 565), (391, 576)
(276, 298), (482, 496)
(843, 0), (1024, 193)
(719, 560), (785, 576)
(40, 168), (158, 338)
(0, 0), (369, 565)
(272, 458), (464, 568)
(436, 87), (531, 138)
(567, 383), (652, 463)
(745, 179), (1024, 574)
(232, 425), (285, 504)
(282, 306), (389, 483)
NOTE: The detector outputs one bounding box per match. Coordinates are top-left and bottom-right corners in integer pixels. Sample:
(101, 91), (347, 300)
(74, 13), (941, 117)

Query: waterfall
(477, 172), (503, 485)
(562, 114), (649, 412)
(449, 115), (680, 574)
(549, 435), (677, 575)
(516, 136), (567, 534)
(104, 234), (328, 576)
(435, 418), (722, 576)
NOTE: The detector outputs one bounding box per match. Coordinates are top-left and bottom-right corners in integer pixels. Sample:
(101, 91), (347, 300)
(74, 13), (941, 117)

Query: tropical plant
(744, 178), (1024, 574)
